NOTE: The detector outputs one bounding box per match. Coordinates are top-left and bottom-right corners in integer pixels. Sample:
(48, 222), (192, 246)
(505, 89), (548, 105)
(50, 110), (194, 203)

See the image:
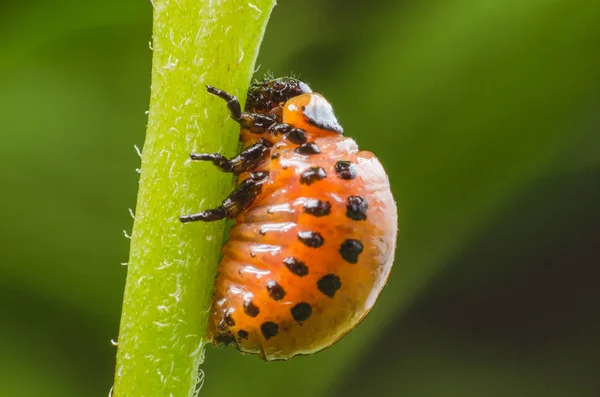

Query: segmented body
(181, 78), (397, 361)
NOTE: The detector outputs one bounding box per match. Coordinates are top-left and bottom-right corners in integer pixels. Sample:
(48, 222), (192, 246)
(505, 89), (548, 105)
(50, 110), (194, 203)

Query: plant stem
(113, 1), (276, 396)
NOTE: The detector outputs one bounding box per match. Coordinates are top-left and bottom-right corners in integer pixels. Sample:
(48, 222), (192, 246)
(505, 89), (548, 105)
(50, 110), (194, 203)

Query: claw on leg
(179, 206), (226, 223)
(206, 85), (276, 133)
(206, 85), (242, 121)
(190, 152), (234, 172)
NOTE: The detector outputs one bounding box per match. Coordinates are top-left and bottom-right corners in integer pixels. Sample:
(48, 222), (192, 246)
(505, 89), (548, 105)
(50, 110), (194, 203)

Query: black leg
(179, 206), (226, 223)
(181, 84), (308, 224)
(207, 85), (277, 134)
(190, 153), (233, 172)
(180, 172), (269, 223)
(206, 85), (242, 120)
(189, 141), (272, 174)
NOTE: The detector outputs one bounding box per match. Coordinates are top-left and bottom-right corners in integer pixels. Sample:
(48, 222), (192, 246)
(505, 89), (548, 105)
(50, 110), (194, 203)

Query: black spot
(266, 280), (286, 300)
(346, 196), (368, 221)
(300, 166), (327, 185)
(295, 142), (321, 155)
(215, 332), (235, 346)
(335, 160), (357, 180)
(243, 298), (260, 317)
(339, 239), (364, 264)
(283, 257), (309, 276)
(237, 330), (249, 339)
(298, 231), (324, 248)
(271, 152), (280, 160)
(287, 128), (307, 144)
(303, 199), (331, 217)
(317, 274), (342, 298)
(261, 321), (279, 340)
(291, 302), (312, 323)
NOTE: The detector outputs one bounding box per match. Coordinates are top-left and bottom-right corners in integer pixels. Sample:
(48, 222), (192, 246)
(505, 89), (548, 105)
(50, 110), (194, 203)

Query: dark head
(245, 77), (312, 114)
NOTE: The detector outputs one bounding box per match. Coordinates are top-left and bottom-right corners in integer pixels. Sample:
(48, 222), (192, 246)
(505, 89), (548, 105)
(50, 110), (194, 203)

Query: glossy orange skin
(208, 93), (397, 360)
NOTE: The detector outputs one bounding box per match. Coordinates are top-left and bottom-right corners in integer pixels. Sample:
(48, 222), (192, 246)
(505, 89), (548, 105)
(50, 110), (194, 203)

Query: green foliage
(1, 1), (599, 397)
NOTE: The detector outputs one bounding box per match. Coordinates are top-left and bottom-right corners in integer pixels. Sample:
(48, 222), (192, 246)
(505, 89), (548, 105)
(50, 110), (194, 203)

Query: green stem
(113, 1), (276, 396)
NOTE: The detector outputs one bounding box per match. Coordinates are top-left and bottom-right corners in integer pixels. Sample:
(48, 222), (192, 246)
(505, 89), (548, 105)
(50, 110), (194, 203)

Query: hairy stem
(113, 1), (276, 396)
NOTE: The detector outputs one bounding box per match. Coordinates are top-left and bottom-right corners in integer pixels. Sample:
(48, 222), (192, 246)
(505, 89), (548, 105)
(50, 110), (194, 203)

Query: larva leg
(180, 172), (269, 223)
(206, 85), (276, 134)
(190, 139), (272, 175)
(206, 85), (308, 142)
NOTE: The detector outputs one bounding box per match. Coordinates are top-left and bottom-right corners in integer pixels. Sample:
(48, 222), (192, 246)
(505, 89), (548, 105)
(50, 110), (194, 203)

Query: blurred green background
(2, 1), (599, 396)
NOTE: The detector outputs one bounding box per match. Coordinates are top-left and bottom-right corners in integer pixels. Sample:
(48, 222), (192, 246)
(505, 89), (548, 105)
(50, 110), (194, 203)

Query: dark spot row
(299, 160), (358, 186)
(230, 273), (342, 341)
(256, 300), (316, 340)
(301, 196), (368, 220)
(219, 270), (343, 343)
(246, 277), (340, 339)
(225, 300), (315, 342)
(242, 269), (343, 310)
(225, 307), (309, 342)
(297, 231), (364, 264)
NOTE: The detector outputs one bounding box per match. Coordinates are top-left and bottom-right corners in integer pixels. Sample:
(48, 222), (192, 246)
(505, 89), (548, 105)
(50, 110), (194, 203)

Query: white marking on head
(303, 94), (343, 133)
(298, 81), (313, 93)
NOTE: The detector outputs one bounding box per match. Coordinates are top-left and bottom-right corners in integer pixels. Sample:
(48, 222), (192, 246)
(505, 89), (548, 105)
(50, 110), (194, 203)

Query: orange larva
(180, 77), (397, 361)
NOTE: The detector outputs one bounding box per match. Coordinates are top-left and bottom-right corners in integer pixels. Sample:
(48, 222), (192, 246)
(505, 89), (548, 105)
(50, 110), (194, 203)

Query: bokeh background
(2, 1), (599, 396)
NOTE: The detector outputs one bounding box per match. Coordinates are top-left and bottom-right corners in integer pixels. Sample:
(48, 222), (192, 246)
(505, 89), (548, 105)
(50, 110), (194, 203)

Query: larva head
(246, 77), (313, 114)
